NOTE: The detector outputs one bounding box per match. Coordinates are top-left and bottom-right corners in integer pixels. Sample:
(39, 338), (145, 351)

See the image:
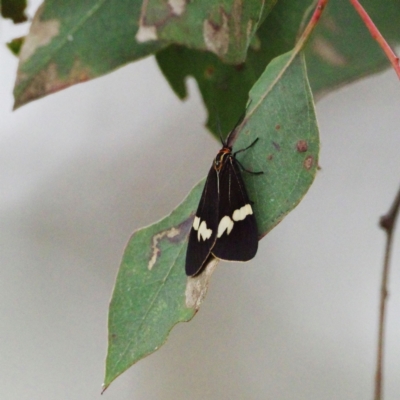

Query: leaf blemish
(185, 259), (218, 310)
(304, 155), (314, 170)
(19, 5), (60, 63)
(168, 0), (186, 16)
(136, 25), (158, 42)
(204, 65), (215, 78)
(272, 141), (281, 151)
(296, 140), (308, 152)
(235, 63), (245, 72)
(311, 36), (347, 66)
(148, 227), (180, 271)
(148, 217), (192, 270)
(203, 11), (229, 56)
(15, 60), (93, 108)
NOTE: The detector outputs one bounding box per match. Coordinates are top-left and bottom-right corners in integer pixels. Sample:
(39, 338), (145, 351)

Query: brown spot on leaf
(296, 140), (308, 152)
(235, 63), (245, 72)
(275, 124), (281, 130)
(267, 154), (273, 161)
(304, 156), (314, 170)
(204, 65), (215, 78)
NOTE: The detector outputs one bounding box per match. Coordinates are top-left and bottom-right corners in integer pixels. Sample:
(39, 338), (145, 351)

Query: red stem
(295, 0), (329, 50)
(349, 0), (400, 79)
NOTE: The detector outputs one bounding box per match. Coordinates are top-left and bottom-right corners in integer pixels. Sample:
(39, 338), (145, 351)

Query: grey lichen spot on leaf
(168, 0), (186, 16)
(311, 36), (347, 66)
(185, 259), (218, 310)
(203, 12), (229, 56)
(136, 25), (158, 42)
(19, 5), (60, 63)
(148, 227), (180, 270)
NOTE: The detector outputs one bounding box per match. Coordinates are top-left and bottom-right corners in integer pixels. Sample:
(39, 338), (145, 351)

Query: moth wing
(211, 158), (258, 261)
(185, 165), (219, 276)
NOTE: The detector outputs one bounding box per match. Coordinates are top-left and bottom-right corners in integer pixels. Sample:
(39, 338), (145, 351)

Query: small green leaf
(1, 0), (27, 23)
(105, 49), (319, 388)
(7, 36), (25, 56)
(138, 0), (276, 64)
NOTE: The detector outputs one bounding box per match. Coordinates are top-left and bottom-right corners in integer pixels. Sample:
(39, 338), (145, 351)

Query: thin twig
(293, 0), (329, 52)
(375, 186), (400, 400)
(349, 0), (400, 79)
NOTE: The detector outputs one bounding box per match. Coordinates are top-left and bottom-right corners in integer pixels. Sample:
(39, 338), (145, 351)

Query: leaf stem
(294, 0), (329, 52)
(349, 0), (400, 80)
(375, 185), (400, 400)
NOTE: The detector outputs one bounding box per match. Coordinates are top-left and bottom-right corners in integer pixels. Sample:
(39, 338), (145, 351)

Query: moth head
(214, 147), (232, 172)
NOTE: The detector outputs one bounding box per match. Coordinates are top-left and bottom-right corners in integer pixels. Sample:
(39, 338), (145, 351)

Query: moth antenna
(235, 159), (263, 175)
(225, 99), (253, 147)
(233, 138), (259, 156)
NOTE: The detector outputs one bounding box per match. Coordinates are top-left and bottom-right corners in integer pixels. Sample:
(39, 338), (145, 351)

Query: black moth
(185, 133), (262, 276)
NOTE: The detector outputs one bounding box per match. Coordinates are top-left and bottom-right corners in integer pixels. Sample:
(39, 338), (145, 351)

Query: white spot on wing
(193, 216), (200, 230)
(198, 220), (212, 241)
(232, 204), (253, 221)
(217, 215), (234, 238)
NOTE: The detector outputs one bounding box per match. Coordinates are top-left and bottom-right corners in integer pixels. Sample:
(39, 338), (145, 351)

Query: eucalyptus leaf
(13, 0), (164, 108)
(104, 49), (319, 388)
(137, 0), (276, 64)
(157, 0), (400, 137)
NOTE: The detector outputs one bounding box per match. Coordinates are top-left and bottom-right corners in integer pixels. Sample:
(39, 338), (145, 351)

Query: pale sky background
(1, 4), (400, 400)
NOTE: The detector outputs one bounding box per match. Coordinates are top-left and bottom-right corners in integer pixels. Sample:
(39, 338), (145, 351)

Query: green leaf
(305, 0), (400, 93)
(137, 0), (276, 64)
(7, 36), (25, 56)
(157, 0), (400, 137)
(104, 49), (319, 388)
(104, 180), (209, 389)
(156, 0), (314, 137)
(1, 0), (27, 23)
(13, 0), (165, 109)
(235, 51), (319, 235)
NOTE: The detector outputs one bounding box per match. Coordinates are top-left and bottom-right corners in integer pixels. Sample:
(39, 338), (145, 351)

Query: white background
(1, 6), (400, 400)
